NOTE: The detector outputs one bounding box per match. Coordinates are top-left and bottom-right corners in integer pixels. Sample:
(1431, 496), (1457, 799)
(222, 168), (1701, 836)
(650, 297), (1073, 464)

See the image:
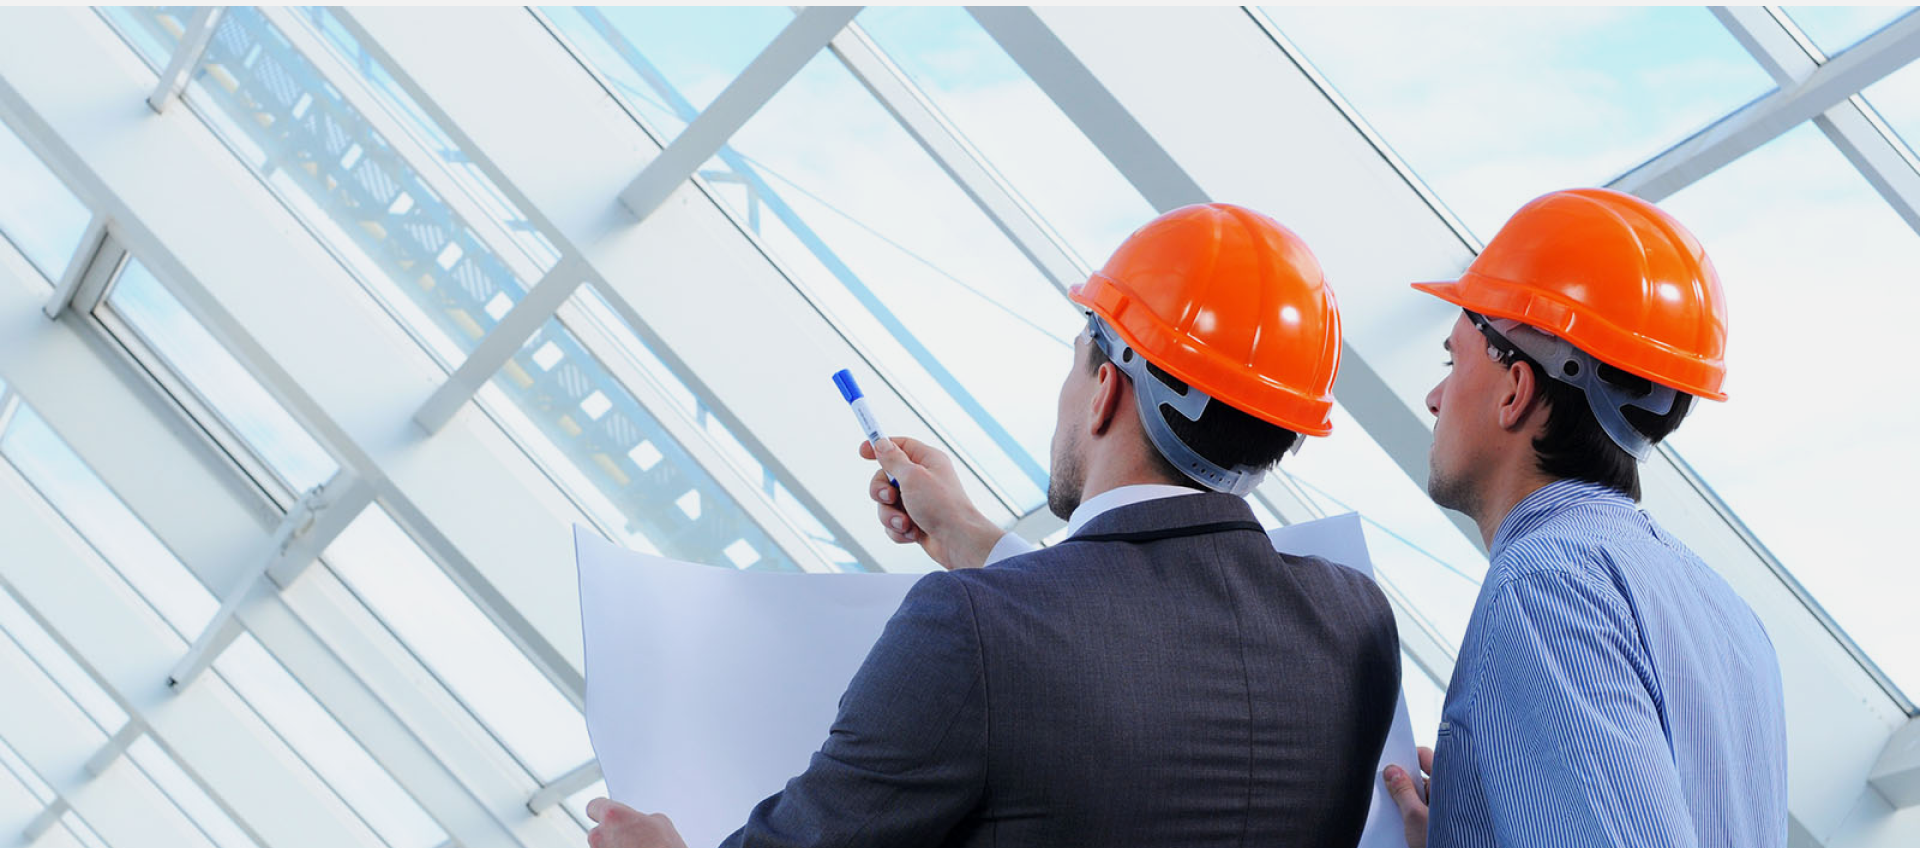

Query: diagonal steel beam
(617, 6), (862, 221)
(1609, 8), (1920, 201)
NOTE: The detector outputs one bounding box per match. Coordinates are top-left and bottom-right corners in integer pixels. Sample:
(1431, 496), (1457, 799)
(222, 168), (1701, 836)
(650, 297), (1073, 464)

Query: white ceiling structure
(0, 6), (1915, 848)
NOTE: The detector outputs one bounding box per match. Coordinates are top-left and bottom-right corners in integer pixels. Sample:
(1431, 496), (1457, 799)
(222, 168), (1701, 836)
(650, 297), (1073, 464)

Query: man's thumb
(872, 437), (911, 475)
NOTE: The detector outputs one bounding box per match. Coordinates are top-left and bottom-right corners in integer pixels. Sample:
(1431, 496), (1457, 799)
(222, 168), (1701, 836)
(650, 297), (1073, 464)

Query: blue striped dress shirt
(1427, 479), (1788, 848)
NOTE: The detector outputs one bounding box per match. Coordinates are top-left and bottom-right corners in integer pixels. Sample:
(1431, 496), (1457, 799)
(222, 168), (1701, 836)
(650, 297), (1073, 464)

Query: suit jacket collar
(1073, 490), (1259, 539)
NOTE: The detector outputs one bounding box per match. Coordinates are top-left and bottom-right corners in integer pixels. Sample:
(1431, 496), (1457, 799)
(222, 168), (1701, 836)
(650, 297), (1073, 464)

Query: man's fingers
(1418, 745), (1435, 776)
(857, 439), (877, 461)
(869, 469), (897, 505)
(585, 797), (610, 824)
(1384, 766), (1427, 814)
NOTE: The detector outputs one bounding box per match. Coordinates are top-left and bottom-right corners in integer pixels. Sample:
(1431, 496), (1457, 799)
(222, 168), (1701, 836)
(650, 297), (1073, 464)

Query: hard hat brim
(1411, 280), (1728, 402)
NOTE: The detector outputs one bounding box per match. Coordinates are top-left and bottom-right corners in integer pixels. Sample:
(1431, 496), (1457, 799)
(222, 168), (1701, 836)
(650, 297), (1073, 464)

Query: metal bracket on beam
(43, 216), (111, 321)
(617, 6), (863, 221)
(1871, 714), (1920, 808)
(168, 472), (375, 689)
(966, 6), (1208, 213)
(84, 720), (147, 777)
(414, 256), (583, 434)
(527, 758), (603, 814)
(1610, 8), (1920, 201)
(23, 797), (70, 842)
(147, 7), (224, 114)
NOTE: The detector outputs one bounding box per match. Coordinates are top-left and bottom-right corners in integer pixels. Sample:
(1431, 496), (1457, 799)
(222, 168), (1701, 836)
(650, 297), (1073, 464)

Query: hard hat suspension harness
(1467, 310), (1677, 462)
(1086, 314), (1285, 497)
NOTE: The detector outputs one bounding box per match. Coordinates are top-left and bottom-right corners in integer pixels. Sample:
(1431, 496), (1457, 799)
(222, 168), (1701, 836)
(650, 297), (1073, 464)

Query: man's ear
(1497, 360), (1547, 432)
(1088, 361), (1127, 437)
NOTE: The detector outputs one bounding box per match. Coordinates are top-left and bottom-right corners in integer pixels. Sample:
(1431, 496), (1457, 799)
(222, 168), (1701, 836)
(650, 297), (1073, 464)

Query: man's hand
(859, 437), (1002, 570)
(584, 799), (688, 848)
(1383, 746), (1434, 848)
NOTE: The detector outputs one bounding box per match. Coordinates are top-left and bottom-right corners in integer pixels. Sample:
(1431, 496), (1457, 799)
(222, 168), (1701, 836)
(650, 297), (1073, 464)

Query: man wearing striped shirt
(1383, 189), (1788, 848)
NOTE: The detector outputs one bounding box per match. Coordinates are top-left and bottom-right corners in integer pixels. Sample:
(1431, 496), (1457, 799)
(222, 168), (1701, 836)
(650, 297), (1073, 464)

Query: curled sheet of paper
(575, 526), (926, 848)
(1270, 512), (1419, 848)
(580, 513), (1418, 848)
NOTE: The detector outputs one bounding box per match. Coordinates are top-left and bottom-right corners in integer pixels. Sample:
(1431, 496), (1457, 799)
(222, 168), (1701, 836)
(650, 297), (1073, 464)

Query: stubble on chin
(1047, 441), (1084, 521)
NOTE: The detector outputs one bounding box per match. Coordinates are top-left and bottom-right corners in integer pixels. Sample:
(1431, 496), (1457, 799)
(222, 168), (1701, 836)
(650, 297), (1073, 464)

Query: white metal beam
(617, 6), (863, 221)
(966, 6), (1209, 212)
(413, 257), (581, 435)
(82, 721), (144, 778)
(22, 798), (69, 842)
(828, 20), (1090, 293)
(525, 759), (599, 815)
(146, 7), (222, 115)
(1609, 8), (1920, 202)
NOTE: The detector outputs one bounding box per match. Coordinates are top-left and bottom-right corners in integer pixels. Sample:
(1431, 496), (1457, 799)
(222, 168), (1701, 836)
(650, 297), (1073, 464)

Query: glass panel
(1662, 123), (1920, 701)
(572, 289), (863, 571)
(0, 737), (55, 805)
(538, 6), (793, 144)
(128, 736), (260, 848)
(0, 397), (444, 848)
(102, 6), (535, 368)
(62, 811), (110, 848)
(1861, 57), (1920, 161)
(1263, 7), (1776, 242)
(215, 635), (444, 848)
(1284, 403), (1487, 648)
(0, 116), (90, 281)
(324, 505), (592, 781)
(1, 404), (218, 635)
(295, 7), (562, 272)
(553, 11), (1076, 510)
(1785, 6), (1914, 56)
(855, 6), (1157, 267)
(0, 588), (127, 731)
(106, 259), (338, 496)
(481, 306), (810, 570)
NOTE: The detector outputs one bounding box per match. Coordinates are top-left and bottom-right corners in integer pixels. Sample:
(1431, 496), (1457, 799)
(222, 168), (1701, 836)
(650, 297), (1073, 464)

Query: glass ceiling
(1, 6), (1917, 848)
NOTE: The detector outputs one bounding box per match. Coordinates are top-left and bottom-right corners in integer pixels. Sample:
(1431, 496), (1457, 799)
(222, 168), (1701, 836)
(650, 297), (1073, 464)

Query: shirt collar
(1489, 478), (1636, 559)
(1067, 484), (1205, 537)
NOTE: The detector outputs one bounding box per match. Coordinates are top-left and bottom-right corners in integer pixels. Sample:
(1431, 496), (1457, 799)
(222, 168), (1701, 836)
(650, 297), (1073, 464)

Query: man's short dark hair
(1087, 343), (1299, 486)
(1469, 312), (1693, 501)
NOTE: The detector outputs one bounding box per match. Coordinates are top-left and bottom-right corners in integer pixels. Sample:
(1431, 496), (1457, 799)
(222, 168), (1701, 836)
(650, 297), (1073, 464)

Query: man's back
(1429, 480), (1788, 848)
(724, 492), (1400, 848)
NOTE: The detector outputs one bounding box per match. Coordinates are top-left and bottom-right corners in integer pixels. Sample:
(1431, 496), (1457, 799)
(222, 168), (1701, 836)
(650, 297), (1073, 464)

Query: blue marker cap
(831, 369), (864, 403)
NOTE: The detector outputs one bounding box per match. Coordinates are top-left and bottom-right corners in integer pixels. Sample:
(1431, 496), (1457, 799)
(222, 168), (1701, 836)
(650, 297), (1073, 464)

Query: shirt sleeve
(983, 531), (1038, 566)
(720, 571), (987, 848)
(1465, 570), (1698, 848)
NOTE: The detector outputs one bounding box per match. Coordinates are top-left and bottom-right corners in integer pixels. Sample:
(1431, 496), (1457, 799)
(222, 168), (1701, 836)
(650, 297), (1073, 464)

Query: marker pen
(832, 369), (898, 490)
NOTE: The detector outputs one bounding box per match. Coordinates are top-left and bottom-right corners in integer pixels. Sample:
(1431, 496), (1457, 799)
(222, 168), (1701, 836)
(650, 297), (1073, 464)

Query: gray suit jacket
(722, 492), (1400, 847)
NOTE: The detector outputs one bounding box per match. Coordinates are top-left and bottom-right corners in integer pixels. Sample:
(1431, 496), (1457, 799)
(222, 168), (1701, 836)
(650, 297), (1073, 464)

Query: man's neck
(1470, 469), (1556, 548)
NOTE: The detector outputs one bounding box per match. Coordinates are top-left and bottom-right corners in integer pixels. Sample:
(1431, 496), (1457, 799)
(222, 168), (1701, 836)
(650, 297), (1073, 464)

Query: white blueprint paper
(580, 513), (1416, 848)
(574, 526), (924, 848)
(1270, 512), (1418, 848)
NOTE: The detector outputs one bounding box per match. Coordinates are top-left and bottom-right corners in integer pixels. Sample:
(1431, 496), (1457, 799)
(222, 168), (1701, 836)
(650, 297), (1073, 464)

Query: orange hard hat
(1071, 203), (1342, 437)
(1412, 187), (1729, 401)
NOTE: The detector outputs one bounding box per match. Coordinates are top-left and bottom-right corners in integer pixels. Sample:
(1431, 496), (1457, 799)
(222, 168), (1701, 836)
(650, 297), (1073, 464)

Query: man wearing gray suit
(587, 205), (1401, 847)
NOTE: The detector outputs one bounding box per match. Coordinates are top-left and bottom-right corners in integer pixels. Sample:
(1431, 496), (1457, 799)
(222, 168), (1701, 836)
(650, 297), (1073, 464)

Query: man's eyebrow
(1443, 338), (1452, 353)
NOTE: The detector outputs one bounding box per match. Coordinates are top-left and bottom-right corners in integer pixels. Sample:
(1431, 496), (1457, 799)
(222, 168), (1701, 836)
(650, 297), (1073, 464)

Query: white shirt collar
(1066, 483), (1206, 537)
